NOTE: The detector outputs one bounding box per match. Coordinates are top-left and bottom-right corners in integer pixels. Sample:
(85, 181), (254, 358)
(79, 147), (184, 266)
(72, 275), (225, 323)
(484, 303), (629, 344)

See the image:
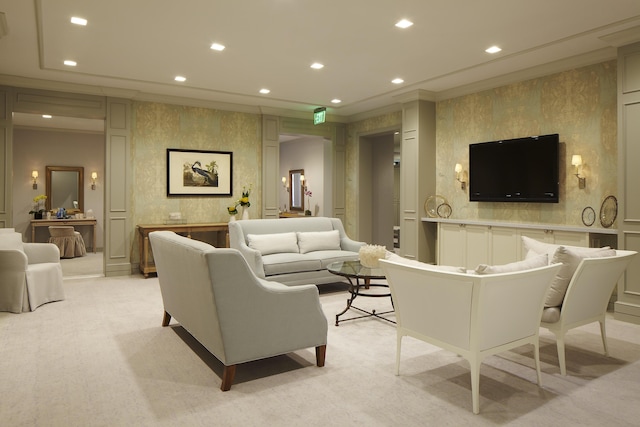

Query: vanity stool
(48, 226), (87, 258)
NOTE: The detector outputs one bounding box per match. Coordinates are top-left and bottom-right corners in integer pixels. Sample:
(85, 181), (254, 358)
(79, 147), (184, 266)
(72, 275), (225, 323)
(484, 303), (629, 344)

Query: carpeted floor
(1, 275), (640, 426)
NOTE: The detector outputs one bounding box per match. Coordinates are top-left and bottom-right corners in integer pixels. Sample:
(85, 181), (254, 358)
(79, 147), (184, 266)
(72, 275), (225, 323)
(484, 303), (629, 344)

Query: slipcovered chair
(0, 231), (64, 313)
(48, 226), (86, 258)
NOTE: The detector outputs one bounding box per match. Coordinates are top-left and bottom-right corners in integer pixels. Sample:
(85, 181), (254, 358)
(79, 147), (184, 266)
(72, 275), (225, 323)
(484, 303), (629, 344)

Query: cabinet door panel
(491, 227), (518, 265)
(466, 225), (489, 269)
(439, 223), (465, 266)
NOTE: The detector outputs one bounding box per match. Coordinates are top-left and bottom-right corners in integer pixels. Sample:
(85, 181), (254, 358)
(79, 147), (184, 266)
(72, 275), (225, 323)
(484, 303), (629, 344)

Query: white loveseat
(380, 255), (562, 414)
(228, 217), (365, 286)
(148, 230), (328, 391)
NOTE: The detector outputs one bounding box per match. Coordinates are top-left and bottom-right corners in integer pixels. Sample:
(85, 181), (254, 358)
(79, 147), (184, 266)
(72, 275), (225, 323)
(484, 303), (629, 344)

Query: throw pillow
(475, 252), (548, 274)
(297, 230), (341, 254)
(385, 252), (466, 273)
(545, 245), (617, 307)
(522, 235), (610, 260)
(247, 232), (299, 256)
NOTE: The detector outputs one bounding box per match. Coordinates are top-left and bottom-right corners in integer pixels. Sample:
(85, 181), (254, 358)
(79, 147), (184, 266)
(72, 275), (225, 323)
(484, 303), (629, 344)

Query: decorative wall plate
(581, 206), (595, 227)
(424, 195), (447, 218)
(437, 203), (452, 218)
(599, 195), (618, 228)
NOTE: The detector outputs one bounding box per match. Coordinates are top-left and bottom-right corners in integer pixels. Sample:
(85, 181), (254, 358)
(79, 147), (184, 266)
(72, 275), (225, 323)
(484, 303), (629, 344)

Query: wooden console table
(137, 222), (229, 277)
(30, 218), (98, 253)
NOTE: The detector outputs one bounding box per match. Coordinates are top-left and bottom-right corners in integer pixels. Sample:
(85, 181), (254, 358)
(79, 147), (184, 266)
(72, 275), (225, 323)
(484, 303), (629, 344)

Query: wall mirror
(46, 166), (84, 213)
(289, 169), (304, 212)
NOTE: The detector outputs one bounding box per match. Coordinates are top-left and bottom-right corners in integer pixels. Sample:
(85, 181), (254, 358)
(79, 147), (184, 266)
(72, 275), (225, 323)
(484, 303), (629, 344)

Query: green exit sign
(313, 107), (326, 125)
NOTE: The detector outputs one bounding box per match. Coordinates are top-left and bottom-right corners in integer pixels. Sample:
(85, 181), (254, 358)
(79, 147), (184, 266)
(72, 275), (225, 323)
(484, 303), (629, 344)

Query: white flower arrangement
(359, 244), (387, 268)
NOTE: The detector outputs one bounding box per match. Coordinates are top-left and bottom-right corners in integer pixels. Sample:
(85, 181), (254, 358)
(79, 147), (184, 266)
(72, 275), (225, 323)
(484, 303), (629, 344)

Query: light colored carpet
(1, 275), (640, 426)
(60, 251), (103, 278)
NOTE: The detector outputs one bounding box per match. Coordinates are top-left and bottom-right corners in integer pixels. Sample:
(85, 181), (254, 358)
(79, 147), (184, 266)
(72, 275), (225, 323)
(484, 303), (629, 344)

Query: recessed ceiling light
(174, 76), (186, 82)
(259, 88), (270, 94)
(63, 60), (77, 67)
(485, 46), (502, 54)
(331, 99), (341, 104)
(395, 19), (413, 29)
(391, 78), (404, 84)
(42, 115), (52, 119)
(210, 43), (225, 51)
(70, 17), (87, 26)
(310, 62), (324, 70)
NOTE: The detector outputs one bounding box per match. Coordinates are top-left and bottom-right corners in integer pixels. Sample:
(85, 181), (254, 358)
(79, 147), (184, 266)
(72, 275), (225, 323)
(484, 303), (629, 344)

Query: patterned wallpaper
(436, 60), (617, 228)
(131, 102), (262, 230)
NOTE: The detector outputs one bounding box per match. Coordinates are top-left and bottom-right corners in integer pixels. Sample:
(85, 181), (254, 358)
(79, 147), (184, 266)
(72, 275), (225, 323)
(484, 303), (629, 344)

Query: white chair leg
(395, 334), (402, 375)
(557, 336), (567, 376)
(533, 342), (543, 386)
(599, 320), (609, 356)
(470, 358), (481, 414)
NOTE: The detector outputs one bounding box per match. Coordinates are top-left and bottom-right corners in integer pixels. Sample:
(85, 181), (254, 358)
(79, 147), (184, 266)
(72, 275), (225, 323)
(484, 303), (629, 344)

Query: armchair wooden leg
(316, 345), (326, 367)
(162, 311), (172, 327)
(221, 365), (237, 391)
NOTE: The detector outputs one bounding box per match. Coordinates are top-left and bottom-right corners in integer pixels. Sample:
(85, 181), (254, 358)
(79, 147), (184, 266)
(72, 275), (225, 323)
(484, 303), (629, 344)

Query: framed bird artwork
(167, 148), (233, 196)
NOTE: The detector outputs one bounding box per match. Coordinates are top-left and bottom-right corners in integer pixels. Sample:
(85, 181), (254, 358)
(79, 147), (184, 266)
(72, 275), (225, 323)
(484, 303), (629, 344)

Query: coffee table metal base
(335, 277), (395, 326)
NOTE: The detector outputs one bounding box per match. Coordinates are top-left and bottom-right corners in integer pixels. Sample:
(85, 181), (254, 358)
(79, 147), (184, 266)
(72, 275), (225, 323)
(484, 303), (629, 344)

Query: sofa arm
(233, 241), (265, 279)
(341, 237), (366, 252)
(23, 243), (61, 264)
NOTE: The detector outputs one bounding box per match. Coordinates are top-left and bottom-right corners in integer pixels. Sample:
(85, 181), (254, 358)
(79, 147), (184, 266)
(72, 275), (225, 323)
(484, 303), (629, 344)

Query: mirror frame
(45, 166), (84, 213)
(289, 169), (305, 212)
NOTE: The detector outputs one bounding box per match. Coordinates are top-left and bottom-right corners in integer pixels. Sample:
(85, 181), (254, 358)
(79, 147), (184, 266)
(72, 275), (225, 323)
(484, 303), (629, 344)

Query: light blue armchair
(149, 230), (328, 391)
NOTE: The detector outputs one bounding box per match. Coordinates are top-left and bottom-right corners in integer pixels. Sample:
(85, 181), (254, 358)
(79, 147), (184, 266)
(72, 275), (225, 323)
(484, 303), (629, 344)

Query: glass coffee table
(328, 260), (395, 326)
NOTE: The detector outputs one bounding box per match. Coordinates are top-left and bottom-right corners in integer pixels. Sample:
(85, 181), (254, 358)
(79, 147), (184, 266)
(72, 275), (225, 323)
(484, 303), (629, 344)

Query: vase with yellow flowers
(29, 194), (47, 219)
(239, 186), (251, 220)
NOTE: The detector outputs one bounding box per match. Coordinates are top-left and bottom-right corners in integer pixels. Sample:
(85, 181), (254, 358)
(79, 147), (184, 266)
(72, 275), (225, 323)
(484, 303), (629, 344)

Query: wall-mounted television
(469, 134), (559, 203)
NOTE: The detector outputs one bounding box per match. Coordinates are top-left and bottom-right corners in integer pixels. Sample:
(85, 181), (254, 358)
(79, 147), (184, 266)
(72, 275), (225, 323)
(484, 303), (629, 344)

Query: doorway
(357, 129), (400, 249)
(12, 113), (106, 277)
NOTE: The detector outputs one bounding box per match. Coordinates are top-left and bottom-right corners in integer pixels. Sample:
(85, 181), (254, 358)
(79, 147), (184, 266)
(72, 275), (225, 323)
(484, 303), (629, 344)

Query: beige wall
(130, 102), (261, 247)
(436, 60), (618, 229)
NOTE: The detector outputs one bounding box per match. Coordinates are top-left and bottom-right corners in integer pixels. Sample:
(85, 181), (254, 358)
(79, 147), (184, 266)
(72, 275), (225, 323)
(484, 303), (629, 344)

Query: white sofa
(149, 230), (328, 391)
(228, 217), (365, 286)
(380, 255), (562, 414)
(0, 229), (65, 313)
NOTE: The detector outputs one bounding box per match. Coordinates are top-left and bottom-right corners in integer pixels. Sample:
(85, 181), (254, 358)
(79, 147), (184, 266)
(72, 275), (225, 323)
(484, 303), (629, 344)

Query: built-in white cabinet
(435, 220), (608, 270)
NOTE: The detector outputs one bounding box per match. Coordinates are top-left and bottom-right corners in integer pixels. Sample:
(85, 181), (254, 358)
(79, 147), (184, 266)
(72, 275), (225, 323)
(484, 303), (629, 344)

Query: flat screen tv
(469, 134), (559, 203)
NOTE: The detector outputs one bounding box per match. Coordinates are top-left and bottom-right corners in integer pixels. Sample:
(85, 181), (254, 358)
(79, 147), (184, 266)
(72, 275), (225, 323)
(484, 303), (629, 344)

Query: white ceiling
(2, 0), (640, 126)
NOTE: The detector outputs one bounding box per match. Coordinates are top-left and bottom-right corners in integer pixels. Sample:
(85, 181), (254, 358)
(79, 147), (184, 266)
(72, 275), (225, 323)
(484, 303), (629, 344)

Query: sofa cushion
(262, 253), (322, 276)
(475, 253), (548, 274)
(545, 246), (616, 307)
(307, 250), (360, 268)
(247, 232), (299, 256)
(385, 252), (466, 273)
(297, 230), (341, 254)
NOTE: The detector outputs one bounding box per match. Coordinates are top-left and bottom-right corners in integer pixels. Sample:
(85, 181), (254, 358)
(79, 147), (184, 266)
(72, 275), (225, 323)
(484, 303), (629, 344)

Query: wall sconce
(91, 172), (98, 190)
(282, 176), (289, 192)
(454, 163), (466, 190)
(31, 170), (38, 189)
(571, 155), (586, 189)
(300, 174), (307, 191)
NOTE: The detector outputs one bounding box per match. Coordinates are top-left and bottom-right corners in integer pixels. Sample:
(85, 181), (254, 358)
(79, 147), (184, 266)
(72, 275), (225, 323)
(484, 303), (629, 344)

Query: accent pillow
(522, 235), (610, 260)
(385, 252), (466, 273)
(545, 245), (616, 307)
(247, 232), (299, 256)
(475, 253), (548, 274)
(297, 230), (341, 254)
